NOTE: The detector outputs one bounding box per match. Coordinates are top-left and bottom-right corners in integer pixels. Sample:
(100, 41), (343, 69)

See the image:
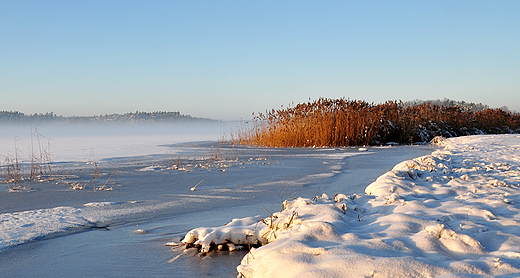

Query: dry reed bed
(234, 98), (520, 147)
(0, 126), (117, 191)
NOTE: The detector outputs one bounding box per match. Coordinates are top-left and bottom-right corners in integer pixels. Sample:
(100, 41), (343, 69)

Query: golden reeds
(235, 98), (520, 147)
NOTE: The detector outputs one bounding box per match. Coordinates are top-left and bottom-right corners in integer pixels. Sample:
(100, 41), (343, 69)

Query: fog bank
(0, 121), (229, 163)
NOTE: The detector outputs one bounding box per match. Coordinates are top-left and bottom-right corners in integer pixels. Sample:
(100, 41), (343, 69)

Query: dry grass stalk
(29, 125), (54, 182)
(97, 168), (118, 191)
(2, 140), (27, 191)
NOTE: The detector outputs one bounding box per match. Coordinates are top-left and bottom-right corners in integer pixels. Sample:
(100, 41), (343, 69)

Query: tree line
(0, 111), (211, 123)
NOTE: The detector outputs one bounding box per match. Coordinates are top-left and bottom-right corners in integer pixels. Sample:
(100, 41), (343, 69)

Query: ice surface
(182, 135), (520, 277)
(0, 124), (432, 276)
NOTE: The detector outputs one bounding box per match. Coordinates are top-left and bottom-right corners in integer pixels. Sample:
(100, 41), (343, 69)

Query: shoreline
(0, 140), (429, 277)
(182, 134), (520, 277)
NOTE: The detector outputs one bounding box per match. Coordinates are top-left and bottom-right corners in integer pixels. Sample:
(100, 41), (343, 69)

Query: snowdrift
(181, 135), (520, 277)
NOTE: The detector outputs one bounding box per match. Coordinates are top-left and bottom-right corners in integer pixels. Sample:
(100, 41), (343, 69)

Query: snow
(0, 206), (90, 249)
(0, 197), (232, 250)
(3, 126), (520, 277)
(5, 122), (426, 277)
(0, 202), (123, 249)
(181, 134), (520, 277)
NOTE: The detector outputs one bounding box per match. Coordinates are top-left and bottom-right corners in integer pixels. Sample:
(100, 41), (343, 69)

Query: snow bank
(181, 135), (520, 277)
(0, 207), (91, 249)
(0, 198), (215, 250)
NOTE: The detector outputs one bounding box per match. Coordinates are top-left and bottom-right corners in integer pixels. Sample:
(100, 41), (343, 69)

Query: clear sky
(1, 1), (519, 120)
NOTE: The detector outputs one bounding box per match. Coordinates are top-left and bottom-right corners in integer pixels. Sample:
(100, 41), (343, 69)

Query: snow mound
(83, 202), (120, 207)
(137, 165), (167, 172)
(181, 134), (520, 277)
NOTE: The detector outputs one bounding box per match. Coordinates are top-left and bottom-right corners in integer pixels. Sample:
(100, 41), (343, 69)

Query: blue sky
(1, 1), (519, 120)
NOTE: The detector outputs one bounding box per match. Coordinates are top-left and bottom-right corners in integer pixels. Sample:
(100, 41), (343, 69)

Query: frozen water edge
(0, 142), (379, 249)
(183, 135), (520, 278)
(0, 139), (432, 277)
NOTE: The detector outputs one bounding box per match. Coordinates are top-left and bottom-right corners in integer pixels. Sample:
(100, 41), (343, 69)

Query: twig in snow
(190, 180), (203, 191)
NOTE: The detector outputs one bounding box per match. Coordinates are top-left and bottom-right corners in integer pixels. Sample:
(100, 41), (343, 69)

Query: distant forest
(0, 111), (215, 123)
(235, 98), (520, 147)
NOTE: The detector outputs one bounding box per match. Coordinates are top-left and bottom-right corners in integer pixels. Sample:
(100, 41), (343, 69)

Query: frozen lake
(0, 123), (433, 277)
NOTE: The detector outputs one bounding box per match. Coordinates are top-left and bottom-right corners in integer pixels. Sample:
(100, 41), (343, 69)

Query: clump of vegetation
(165, 143), (274, 174)
(0, 127), (119, 192)
(234, 98), (520, 147)
(0, 126), (57, 191)
(1, 149), (25, 191)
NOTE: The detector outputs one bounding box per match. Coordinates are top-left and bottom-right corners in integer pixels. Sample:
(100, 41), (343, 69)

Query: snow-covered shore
(182, 134), (520, 277)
